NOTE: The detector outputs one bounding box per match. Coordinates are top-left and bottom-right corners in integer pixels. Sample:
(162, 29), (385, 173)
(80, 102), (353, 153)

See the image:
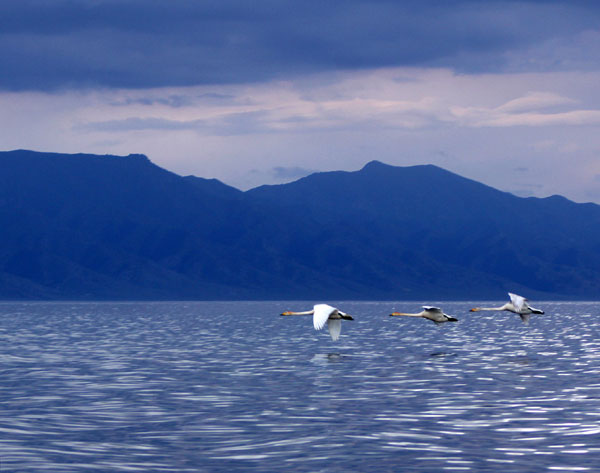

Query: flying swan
(280, 304), (354, 341)
(470, 292), (544, 322)
(389, 306), (458, 324)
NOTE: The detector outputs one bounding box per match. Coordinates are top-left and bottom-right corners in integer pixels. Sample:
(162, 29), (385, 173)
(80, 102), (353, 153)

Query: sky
(1, 0), (600, 203)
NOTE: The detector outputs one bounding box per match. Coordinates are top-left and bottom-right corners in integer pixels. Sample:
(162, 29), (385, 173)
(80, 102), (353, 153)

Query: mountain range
(1, 149), (599, 300)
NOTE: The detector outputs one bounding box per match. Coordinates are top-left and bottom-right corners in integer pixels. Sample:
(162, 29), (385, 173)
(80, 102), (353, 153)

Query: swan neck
(281, 310), (314, 316)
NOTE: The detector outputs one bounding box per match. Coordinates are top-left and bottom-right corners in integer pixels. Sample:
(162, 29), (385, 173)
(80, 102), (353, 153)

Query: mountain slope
(1, 151), (599, 299)
(0, 150), (283, 299)
(247, 160), (600, 298)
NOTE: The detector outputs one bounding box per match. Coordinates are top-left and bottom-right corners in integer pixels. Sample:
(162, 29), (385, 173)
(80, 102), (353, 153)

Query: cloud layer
(1, 0), (600, 91)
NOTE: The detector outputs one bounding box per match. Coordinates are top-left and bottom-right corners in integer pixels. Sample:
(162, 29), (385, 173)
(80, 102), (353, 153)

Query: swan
(389, 306), (458, 324)
(470, 292), (544, 322)
(280, 304), (354, 341)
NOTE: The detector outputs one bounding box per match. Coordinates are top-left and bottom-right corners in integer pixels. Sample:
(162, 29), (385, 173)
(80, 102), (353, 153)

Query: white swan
(281, 304), (353, 341)
(389, 306), (458, 324)
(470, 292), (544, 322)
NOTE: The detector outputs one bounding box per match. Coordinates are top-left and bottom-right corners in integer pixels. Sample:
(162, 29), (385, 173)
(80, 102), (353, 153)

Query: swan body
(389, 306), (458, 324)
(281, 304), (353, 341)
(470, 292), (544, 322)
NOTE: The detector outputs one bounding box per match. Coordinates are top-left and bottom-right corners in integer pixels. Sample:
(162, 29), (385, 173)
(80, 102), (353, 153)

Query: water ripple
(1, 301), (600, 472)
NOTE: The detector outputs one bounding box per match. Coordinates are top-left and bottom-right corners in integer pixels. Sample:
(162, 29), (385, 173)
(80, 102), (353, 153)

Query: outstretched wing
(313, 304), (334, 330)
(327, 319), (342, 341)
(423, 306), (442, 313)
(508, 293), (526, 312)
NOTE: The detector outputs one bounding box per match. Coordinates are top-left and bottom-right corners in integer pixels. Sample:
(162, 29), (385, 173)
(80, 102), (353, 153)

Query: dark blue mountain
(1, 150), (599, 300)
(248, 161), (600, 298)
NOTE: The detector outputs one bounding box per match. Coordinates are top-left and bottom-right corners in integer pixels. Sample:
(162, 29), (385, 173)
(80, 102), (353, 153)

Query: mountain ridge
(1, 149), (599, 300)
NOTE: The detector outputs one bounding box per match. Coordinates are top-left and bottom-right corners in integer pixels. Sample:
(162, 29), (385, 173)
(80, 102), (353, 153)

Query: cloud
(109, 92), (236, 108)
(78, 117), (202, 132)
(71, 69), (600, 140)
(457, 109), (600, 127)
(496, 92), (577, 113)
(451, 92), (600, 128)
(78, 108), (277, 136)
(2, 1), (600, 91)
(504, 29), (600, 73)
(110, 95), (196, 108)
(98, 84), (600, 137)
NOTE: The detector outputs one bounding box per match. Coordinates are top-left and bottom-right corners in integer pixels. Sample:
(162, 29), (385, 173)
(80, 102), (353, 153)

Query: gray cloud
(77, 109), (274, 135)
(2, 0), (600, 91)
(109, 92), (235, 108)
(110, 95), (197, 108)
(77, 117), (202, 132)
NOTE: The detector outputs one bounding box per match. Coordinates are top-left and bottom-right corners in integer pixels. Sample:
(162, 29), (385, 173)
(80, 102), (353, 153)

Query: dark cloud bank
(2, 0), (599, 91)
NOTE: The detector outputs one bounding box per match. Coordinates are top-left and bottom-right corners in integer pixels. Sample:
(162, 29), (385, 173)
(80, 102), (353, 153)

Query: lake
(1, 301), (600, 472)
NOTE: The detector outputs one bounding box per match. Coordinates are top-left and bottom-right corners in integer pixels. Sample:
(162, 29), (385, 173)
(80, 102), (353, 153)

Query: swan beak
(389, 312), (400, 316)
(281, 311), (292, 316)
(469, 308), (479, 312)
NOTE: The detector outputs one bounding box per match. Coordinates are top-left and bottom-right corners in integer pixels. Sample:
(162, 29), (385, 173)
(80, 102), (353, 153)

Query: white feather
(313, 304), (334, 331)
(508, 292), (526, 312)
(327, 319), (342, 341)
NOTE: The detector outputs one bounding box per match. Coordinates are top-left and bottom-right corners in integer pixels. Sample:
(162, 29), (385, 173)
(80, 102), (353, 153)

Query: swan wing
(313, 304), (334, 330)
(423, 306), (442, 313)
(508, 293), (526, 312)
(327, 319), (342, 341)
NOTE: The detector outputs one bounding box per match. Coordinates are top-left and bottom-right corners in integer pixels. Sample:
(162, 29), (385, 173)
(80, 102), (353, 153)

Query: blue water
(1, 301), (600, 472)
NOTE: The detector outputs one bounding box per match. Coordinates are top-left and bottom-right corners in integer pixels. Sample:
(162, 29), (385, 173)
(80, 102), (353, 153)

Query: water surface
(1, 301), (600, 472)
